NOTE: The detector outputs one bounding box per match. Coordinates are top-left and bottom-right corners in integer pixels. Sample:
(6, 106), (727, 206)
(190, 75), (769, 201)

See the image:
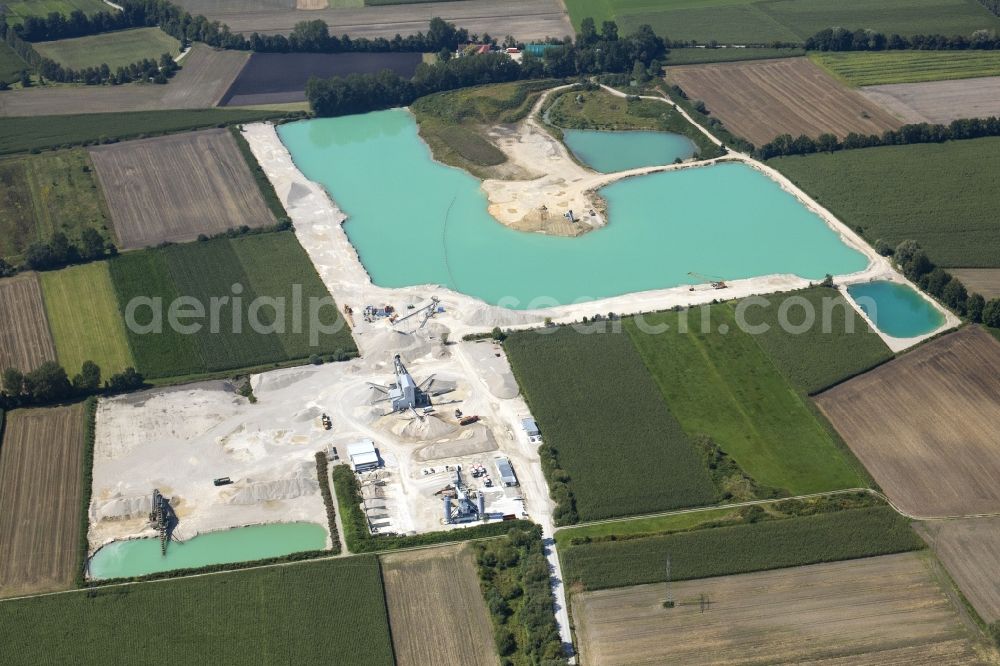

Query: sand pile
(413, 425), (498, 462)
(400, 415), (459, 440)
(91, 494), (152, 522)
(227, 468), (319, 505)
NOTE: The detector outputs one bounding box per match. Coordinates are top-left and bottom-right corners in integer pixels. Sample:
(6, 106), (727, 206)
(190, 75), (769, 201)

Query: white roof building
(348, 439), (380, 472)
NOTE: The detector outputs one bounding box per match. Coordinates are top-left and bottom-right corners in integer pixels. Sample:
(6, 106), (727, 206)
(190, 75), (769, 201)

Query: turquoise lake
(562, 129), (697, 172)
(278, 110), (869, 309)
(847, 281), (945, 338)
(88, 522), (327, 579)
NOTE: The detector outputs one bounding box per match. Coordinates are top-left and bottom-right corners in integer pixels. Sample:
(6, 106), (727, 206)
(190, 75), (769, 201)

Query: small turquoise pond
(88, 522), (327, 579)
(278, 110), (869, 309)
(562, 129), (697, 172)
(848, 281), (945, 338)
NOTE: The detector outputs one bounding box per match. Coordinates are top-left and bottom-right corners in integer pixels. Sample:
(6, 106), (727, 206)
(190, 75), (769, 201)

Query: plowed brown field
(816, 326), (1000, 518)
(0, 404), (86, 597)
(0, 273), (56, 380)
(667, 57), (901, 146)
(89, 128), (275, 249)
(917, 518), (1000, 624)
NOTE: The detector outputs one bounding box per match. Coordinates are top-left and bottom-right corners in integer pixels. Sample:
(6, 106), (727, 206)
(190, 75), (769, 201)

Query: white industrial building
(495, 457), (518, 487)
(521, 418), (540, 439)
(348, 440), (380, 472)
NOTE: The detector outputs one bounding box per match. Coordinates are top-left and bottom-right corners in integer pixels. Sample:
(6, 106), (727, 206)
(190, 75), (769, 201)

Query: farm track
(816, 327), (1000, 519)
(667, 57), (901, 145)
(0, 404), (86, 598)
(0, 272), (57, 380)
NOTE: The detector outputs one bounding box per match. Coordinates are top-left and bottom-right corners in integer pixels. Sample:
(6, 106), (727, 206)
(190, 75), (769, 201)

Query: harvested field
(816, 326), (1000, 518)
(32, 27), (180, 70)
(918, 518), (1000, 624)
(861, 76), (1000, 125)
(172, 0), (573, 39)
(573, 552), (992, 666)
(0, 45), (249, 117)
(381, 545), (498, 666)
(0, 404), (86, 597)
(950, 269), (1000, 299)
(667, 57), (900, 146)
(0, 273), (56, 379)
(89, 128), (275, 249)
(222, 52), (422, 106)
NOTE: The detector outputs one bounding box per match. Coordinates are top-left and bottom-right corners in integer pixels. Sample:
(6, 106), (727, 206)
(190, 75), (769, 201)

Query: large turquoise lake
(88, 522), (327, 579)
(279, 110), (869, 309)
(562, 129), (697, 172)
(847, 281), (944, 338)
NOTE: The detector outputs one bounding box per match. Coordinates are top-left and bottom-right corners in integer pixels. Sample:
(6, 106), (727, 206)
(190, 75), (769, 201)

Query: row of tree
(754, 116), (1000, 159)
(1, 361), (145, 408)
(890, 240), (1000, 326)
(805, 27), (1000, 51)
(980, 0), (1000, 17)
(17, 229), (118, 272)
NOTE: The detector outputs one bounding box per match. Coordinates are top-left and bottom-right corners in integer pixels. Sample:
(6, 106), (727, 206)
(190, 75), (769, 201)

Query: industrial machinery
(368, 354), (455, 415)
(687, 271), (727, 289)
(148, 489), (178, 556)
(442, 467), (487, 524)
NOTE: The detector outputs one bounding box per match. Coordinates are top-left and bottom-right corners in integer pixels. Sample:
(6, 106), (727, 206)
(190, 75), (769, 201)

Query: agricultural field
(222, 52), (422, 106)
(39, 263), (134, 377)
(573, 552), (990, 665)
(748, 286), (894, 394)
(816, 327), (1000, 518)
(812, 50), (1000, 87)
(0, 273), (56, 379)
(0, 555), (396, 664)
(0, 45), (252, 119)
(108, 233), (355, 380)
(770, 137), (1000, 267)
(560, 505), (924, 590)
(32, 27), (181, 71)
(172, 0), (573, 40)
(381, 545), (498, 666)
(0, 403), (86, 597)
(667, 57), (901, 146)
(0, 148), (112, 264)
(861, 76), (1000, 125)
(505, 326), (717, 522)
(565, 0), (1000, 44)
(917, 518), (1000, 623)
(0, 0), (108, 21)
(624, 307), (862, 495)
(88, 129), (275, 249)
(949, 269), (1000, 299)
(555, 506), (740, 549)
(664, 46), (804, 65)
(0, 41), (29, 83)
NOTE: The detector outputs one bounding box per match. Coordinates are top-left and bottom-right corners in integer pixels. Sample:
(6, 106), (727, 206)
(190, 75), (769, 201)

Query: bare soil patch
(862, 76), (1000, 125)
(0, 273), (56, 379)
(0, 45), (248, 117)
(573, 552), (993, 666)
(667, 57), (901, 145)
(815, 326), (1000, 518)
(948, 269), (1000, 299)
(172, 0), (572, 40)
(917, 518), (1000, 624)
(0, 404), (86, 597)
(89, 128), (275, 249)
(381, 544), (499, 666)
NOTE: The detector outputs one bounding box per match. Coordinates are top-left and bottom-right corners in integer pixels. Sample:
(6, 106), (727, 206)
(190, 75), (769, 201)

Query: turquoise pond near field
(561, 129), (698, 172)
(278, 110), (869, 309)
(88, 522), (327, 579)
(847, 281), (945, 338)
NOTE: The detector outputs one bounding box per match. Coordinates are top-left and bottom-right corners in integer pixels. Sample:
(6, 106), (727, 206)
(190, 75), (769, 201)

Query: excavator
(687, 271), (727, 290)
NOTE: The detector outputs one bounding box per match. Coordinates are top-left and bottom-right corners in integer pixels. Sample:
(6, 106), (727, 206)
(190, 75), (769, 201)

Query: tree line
(307, 20), (666, 117)
(889, 239), (1000, 327)
(754, 116), (1000, 159)
(1, 361), (145, 408)
(805, 26), (1000, 51)
(0, 229), (118, 278)
(980, 0), (1000, 17)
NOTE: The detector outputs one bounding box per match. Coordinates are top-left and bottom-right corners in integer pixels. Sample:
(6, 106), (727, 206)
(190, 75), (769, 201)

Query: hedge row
(315, 452), (341, 555)
(74, 397), (97, 587)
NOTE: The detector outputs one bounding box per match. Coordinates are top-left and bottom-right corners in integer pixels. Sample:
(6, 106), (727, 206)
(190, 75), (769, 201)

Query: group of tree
(981, 0), (1000, 18)
(21, 229), (117, 272)
(307, 19), (666, 117)
(38, 52), (178, 85)
(806, 27), (1000, 51)
(754, 116), (1000, 159)
(890, 239), (1000, 326)
(1, 361), (145, 407)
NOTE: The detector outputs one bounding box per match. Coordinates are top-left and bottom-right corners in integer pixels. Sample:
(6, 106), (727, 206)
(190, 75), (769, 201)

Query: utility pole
(663, 554), (675, 609)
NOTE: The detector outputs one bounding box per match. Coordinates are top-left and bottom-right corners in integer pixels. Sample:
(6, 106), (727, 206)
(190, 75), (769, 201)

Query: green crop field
(566, 0), (1000, 45)
(811, 50), (1000, 86)
(562, 506), (924, 590)
(108, 233), (355, 380)
(0, 41), (29, 83)
(0, 109), (289, 156)
(32, 27), (181, 71)
(555, 507), (739, 548)
(505, 326), (717, 522)
(0, 0), (109, 22)
(747, 287), (893, 394)
(0, 148), (112, 264)
(625, 307), (862, 495)
(39, 262), (134, 377)
(770, 138), (1000, 268)
(0, 556), (395, 665)
(664, 46), (805, 65)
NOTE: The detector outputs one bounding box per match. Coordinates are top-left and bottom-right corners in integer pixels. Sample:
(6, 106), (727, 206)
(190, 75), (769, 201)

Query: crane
(687, 271), (727, 289)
